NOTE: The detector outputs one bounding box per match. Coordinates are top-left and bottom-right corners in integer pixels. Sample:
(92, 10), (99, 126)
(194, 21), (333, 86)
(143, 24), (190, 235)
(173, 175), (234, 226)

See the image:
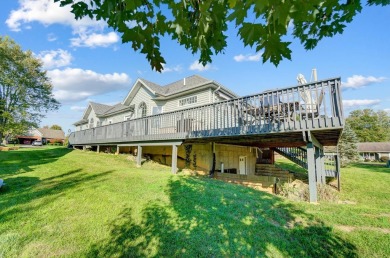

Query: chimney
(183, 77), (186, 86)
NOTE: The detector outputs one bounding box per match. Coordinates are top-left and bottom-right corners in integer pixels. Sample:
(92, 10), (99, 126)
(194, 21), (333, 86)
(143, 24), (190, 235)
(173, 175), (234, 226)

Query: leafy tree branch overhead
(55, 0), (389, 72)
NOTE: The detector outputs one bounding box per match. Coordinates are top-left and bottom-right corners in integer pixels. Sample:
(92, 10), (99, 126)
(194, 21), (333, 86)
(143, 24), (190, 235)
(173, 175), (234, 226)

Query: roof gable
(122, 79), (159, 106)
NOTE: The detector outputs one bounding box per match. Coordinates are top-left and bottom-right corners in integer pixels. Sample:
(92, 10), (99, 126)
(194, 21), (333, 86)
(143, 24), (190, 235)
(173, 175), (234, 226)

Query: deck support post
(172, 145), (178, 174)
(116, 146), (120, 155)
(97, 145), (100, 153)
(307, 142), (317, 203)
(83, 145), (86, 151)
(137, 145), (142, 167)
(315, 147), (323, 184)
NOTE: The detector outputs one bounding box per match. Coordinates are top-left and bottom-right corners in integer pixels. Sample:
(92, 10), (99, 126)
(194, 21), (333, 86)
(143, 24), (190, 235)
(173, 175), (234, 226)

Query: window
(89, 118), (94, 128)
(179, 96), (197, 106)
(124, 115), (131, 121)
(108, 120), (112, 124)
(96, 120), (101, 127)
(138, 102), (147, 118)
(152, 106), (163, 115)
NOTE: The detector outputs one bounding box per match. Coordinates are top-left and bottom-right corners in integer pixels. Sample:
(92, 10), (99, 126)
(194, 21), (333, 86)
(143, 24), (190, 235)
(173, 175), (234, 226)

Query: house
(74, 75), (238, 131)
(17, 128), (65, 145)
(357, 142), (390, 161)
(70, 75), (345, 203)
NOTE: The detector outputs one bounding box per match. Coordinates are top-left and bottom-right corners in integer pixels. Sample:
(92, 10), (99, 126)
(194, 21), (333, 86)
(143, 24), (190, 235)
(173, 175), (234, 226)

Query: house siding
(163, 89), (212, 113)
(129, 85), (156, 118)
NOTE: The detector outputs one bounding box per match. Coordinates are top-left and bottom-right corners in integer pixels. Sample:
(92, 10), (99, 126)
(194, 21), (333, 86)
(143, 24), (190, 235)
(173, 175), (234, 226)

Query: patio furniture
(300, 89), (325, 118)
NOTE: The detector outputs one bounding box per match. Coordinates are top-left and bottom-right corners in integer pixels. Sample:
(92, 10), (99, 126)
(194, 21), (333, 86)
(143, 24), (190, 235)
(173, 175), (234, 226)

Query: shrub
(380, 156), (389, 163)
(279, 180), (339, 202)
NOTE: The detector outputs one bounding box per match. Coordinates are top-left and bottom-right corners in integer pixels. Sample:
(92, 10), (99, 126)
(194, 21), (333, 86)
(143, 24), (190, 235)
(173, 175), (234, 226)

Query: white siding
(163, 89), (212, 113)
(129, 86), (156, 118)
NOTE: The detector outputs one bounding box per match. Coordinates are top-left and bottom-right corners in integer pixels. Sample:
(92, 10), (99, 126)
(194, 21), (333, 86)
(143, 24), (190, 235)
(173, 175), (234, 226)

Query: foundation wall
(117, 143), (257, 175)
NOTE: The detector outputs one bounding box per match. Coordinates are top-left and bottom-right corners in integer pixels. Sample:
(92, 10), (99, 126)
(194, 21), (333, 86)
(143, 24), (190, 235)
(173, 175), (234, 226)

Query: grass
(1, 147), (389, 257)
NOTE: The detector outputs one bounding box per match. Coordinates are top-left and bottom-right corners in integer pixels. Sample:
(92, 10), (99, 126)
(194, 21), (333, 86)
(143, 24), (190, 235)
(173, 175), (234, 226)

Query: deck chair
(300, 89), (324, 118)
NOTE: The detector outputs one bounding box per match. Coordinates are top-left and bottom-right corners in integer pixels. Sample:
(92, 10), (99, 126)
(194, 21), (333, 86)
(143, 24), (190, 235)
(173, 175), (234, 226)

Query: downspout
(212, 85), (221, 103)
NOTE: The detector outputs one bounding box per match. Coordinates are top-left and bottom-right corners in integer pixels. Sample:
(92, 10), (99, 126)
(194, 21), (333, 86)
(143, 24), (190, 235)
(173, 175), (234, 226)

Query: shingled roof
(36, 128), (65, 140)
(140, 75), (239, 98)
(357, 142), (390, 152)
(90, 102), (113, 115)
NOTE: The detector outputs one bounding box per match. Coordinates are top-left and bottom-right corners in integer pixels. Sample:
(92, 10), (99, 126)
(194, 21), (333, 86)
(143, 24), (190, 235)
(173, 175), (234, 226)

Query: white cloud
(6, 0), (102, 32)
(342, 75), (386, 89)
(70, 106), (86, 112)
(6, 0), (119, 49)
(70, 32), (119, 48)
(384, 108), (390, 113)
(47, 68), (131, 103)
(343, 99), (381, 108)
(36, 49), (73, 69)
(161, 64), (182, 73)
(189, 61), (212, 72)
(233, 53), (262, 62)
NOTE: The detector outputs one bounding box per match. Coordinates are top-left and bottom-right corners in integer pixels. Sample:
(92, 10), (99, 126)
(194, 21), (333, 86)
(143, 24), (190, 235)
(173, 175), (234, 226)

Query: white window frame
(152, 105), (163, 115)
(138, 102), (147, 118)
(108, 120), (113, 125)
(178, 95), (197, 107)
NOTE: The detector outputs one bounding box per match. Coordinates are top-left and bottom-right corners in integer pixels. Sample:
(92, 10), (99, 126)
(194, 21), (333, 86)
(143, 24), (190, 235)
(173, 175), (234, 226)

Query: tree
(346, 109), (390, 142)
(338, 122), (359, 167)
(0, 36), (60, 143)
(55, 0), (389, 72)
(50, 124), (63, 130)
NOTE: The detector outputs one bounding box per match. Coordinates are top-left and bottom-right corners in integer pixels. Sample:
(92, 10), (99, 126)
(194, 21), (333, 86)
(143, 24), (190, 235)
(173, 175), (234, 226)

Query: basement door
(239, 156), (247, 175)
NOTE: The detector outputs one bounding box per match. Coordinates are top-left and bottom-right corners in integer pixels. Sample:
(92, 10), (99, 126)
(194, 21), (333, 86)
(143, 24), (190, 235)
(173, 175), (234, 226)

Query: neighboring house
(357, 142), (390, 161)
(17, 128), (65, 145)
(74, 75), (238, 131)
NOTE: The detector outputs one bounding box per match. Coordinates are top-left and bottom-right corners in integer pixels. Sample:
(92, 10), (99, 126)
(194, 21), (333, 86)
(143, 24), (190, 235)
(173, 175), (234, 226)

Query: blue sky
(1, 0), (389, 134)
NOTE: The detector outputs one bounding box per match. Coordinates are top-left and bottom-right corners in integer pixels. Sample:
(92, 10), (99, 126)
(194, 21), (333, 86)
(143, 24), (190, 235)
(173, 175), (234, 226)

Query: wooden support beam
(83, 146), (86, 151)
(97, 145), (100, 153)
(136, 145), (142, 167)
(171, 145), (178, 174)
(116, 146), (120, 155)
(308, 131), (323, 149)
(307, 142), (318, 203)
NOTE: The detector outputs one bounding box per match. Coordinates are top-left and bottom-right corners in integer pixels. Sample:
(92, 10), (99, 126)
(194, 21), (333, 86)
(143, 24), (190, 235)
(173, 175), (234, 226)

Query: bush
(380, 156), (389, 163)
(279, 180), (339, 202)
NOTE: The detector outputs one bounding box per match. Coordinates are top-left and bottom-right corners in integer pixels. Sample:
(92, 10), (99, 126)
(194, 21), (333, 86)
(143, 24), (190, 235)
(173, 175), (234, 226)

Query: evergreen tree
(338, 122), (359, 167)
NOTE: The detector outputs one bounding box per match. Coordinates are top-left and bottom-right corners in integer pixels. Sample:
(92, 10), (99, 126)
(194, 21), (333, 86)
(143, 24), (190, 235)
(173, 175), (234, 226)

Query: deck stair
(255, 164), (294, 183)
(273, 147), (308, 170)
(215, 173), (279, 193)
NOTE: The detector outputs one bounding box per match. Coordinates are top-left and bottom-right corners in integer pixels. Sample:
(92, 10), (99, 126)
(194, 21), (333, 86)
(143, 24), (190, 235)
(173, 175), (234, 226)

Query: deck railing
(69, 78), (343, 145)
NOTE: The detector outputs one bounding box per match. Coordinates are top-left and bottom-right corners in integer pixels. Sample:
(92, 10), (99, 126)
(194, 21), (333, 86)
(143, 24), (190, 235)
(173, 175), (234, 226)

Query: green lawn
(1, 147), (389, 257)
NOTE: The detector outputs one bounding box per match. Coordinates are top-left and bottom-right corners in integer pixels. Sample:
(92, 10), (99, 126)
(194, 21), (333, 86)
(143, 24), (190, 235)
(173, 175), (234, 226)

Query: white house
(74, 75), (239, 131)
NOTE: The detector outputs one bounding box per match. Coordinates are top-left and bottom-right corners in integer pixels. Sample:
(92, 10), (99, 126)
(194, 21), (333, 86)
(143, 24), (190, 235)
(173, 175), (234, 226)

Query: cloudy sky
(1, 1), (390, 133)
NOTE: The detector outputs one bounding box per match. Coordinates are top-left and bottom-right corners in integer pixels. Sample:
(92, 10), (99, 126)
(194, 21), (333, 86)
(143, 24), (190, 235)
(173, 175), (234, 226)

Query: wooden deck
(69, 78), (343, 147)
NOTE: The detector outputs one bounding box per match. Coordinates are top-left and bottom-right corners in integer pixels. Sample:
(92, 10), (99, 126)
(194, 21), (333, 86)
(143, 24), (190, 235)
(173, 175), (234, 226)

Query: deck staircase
(273, 147), (308, 170)
(273, 146), (340, 184)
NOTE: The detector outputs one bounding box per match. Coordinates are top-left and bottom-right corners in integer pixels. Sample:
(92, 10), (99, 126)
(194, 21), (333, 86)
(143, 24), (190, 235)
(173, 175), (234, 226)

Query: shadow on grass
(0, 147), (73, 177)
(87, 176), (357, 257)
(0, 169), (115, 223)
